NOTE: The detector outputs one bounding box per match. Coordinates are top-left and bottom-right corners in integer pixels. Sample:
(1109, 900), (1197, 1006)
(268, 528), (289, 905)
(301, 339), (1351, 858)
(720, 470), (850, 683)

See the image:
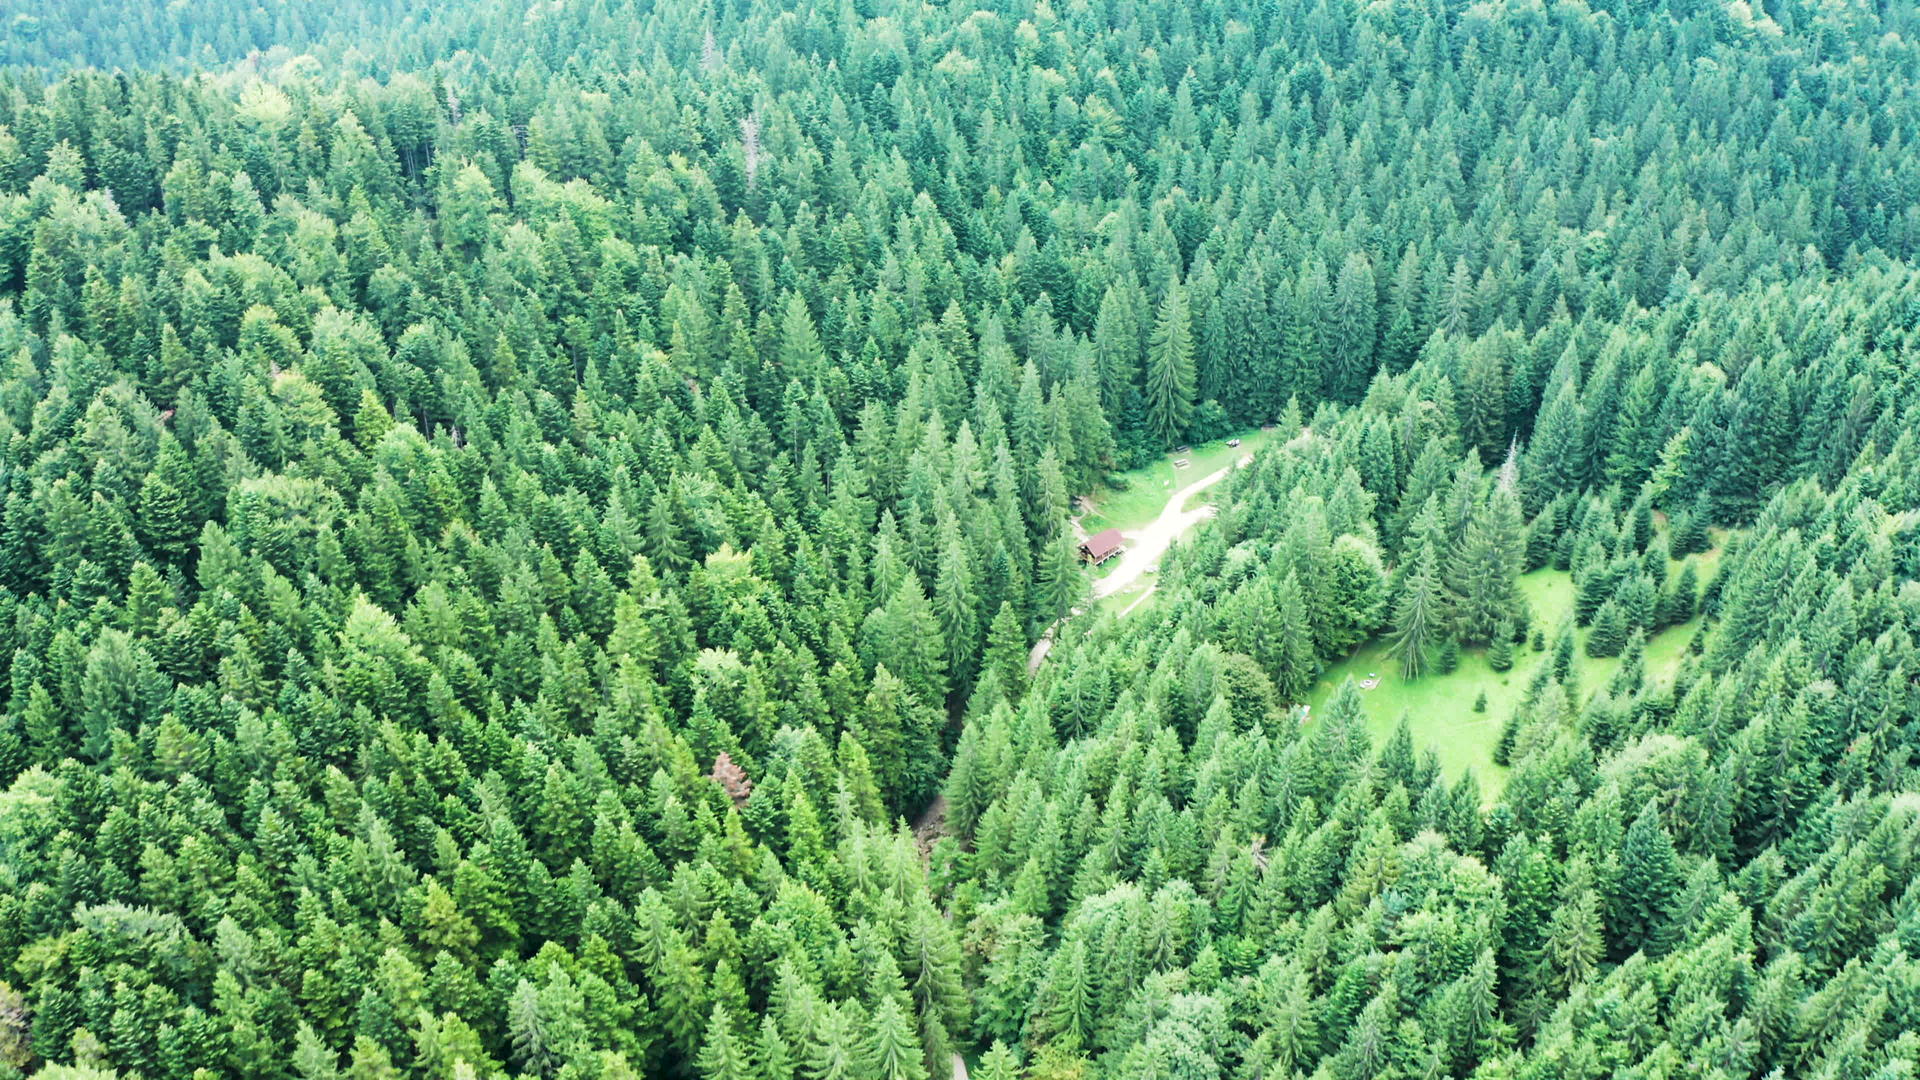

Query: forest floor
(1301, 533), (1728, 796)
(912, 794), (948, 853)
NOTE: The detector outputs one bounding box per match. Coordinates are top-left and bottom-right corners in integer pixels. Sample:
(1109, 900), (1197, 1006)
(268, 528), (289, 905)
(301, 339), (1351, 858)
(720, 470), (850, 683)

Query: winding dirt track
(1090, 456), (1248, 600)
(1026, 452), (1254, 675)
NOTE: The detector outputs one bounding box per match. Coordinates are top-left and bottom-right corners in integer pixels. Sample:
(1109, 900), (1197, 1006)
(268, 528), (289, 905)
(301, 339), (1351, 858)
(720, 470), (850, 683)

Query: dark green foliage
(1611, 803), (1683, 958)
(1586, 599), (1629, 659)
(1144, 283), (1196, 449)
(1387, 540), (1448, 680)
(1, 1), (1919, 1079)
(1487, 620), (1515, 673)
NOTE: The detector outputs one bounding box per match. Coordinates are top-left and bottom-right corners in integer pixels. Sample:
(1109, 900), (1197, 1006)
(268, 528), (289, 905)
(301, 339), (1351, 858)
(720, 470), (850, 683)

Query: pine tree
(864, 578), (948, 705)
(1035, 531), (1086, 629)
(646, 487), (693, 572)
(1323, 534), (1388, 656)
(1093, 282), (1142, 414)
(1661, 563), (1699, 627)
(1388, 540), (1448, 679)
(1328, 252), (1378, 402)
(976, 1041), (1021, 1080)
(1612, 802), (1682, 957)
(759, 1016), (797, 1080)
(1671, 501), (1710, 556)
(1522, 382), (1588, 513)
(1144, 282), (1196, 448)
(1487, 619), (1515, 672)
(1451, 477), (1527, 645)
(135, 434), (196, 565)
(803, 1004), (864, 1080)
(1264, 571), (1320, 703)
(697, 1005), (755, 1080)
(1282, 263), (1327, 402)
(933, 529), (980, 687)
(1585, 599), (1628, 658)
(1541, 875), (1605, 997)
(864, 998), (922, 1080)
(985, 601), (1028, 699)
(1037, 939), (1092, 1050)
(1550, 620), (1577, 684)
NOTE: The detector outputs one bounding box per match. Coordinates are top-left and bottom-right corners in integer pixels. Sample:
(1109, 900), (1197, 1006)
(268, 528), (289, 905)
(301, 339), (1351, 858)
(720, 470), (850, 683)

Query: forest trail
(1090, 453), (1252, 601)
(1116, 586), (1157, 617)
(951, 1054), (969, 1080)
(1028, 451), (1256, 676)
(1026, 631), (1054, 676)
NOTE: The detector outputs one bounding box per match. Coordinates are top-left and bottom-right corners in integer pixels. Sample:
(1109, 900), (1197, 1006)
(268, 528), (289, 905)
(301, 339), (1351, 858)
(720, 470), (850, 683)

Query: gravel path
(1116, 585), (1157, 617)
(1091, 455), (1249, 600)
(1026, 452), (1257, 676)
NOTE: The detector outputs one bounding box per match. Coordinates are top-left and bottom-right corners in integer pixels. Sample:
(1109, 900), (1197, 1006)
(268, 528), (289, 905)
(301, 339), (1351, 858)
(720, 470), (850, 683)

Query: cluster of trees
(0, 0), (1918, 1077)
(937, 258), (1920, 1078)
(0, 0), (443, 73)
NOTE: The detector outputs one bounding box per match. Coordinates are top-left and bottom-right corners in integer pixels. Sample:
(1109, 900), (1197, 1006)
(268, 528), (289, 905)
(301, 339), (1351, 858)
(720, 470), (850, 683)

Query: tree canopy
(3, 0), (1920, 1078)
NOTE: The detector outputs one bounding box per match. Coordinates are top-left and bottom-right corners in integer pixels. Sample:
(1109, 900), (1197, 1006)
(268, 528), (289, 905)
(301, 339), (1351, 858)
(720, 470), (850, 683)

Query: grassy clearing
(1303, 536), (1725, 797)
(1080, 427), (1276, 536)
(1095, 580), (1161, 619)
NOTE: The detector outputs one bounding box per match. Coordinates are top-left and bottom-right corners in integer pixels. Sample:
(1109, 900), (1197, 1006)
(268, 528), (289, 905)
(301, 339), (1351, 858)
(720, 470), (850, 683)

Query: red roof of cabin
(1081, 528), (1125, 560)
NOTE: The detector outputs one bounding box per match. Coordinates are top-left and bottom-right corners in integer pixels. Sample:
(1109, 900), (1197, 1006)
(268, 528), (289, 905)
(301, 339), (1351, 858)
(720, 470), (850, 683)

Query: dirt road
(1116, 586), (1157, 617)
(1026, 631), (1054, 676)
(1026, 450), (1258, 676)
(1091, 455), (1249, 600)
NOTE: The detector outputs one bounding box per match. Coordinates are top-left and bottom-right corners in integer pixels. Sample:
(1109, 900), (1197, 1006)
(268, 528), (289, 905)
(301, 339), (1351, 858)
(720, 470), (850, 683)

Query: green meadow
(1303, 538), (1726, 795)
(1079, 427), (1278, 536)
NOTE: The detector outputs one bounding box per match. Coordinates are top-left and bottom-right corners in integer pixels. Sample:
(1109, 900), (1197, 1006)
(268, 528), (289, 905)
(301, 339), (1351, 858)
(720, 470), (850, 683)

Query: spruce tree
(134, 435), (196, 566)
(1388, 540), (1449, 680)
(1035, 531), (1086, 629)
(1662, 563), (1699, 626)
(1093, 282), (1142, 414)
(1541, 873), (1605, 997)
(933, 530), (979, 687)
(1269, 571), (1320, 704)
(1144, 282), (1196, 448)
(1551, 621), (1577, 683)
(865, 998), (922, 1080)
(1487, 619), (1515, 672)
(696, 1005), (755, 1080)
(985, 601), (1028, 698)
(1586, 599), (1628, 658)
(1613, 802), (1682, 957)
(1451, 486), (1526, 647)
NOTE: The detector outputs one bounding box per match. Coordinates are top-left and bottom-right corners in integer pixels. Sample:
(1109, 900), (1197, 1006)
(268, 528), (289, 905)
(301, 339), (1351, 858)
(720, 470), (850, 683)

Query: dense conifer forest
(2, 0), (1920, 1077)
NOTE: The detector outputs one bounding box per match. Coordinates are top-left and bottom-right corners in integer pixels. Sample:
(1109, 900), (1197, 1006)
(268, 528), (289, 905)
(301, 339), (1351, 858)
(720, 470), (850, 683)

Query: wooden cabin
(1079, 528), (1125, 564)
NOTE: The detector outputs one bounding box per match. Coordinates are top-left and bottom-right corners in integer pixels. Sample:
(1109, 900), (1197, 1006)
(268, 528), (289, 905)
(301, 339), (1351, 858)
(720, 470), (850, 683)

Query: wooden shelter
(1079, 528), (1125, 564)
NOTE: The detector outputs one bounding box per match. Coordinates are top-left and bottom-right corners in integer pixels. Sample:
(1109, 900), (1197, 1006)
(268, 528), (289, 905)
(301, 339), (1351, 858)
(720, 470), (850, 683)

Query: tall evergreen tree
(1388, 539), (1449, 679)
(1144, 282), (1196, 448)
(1612, 802), (1682, 958)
